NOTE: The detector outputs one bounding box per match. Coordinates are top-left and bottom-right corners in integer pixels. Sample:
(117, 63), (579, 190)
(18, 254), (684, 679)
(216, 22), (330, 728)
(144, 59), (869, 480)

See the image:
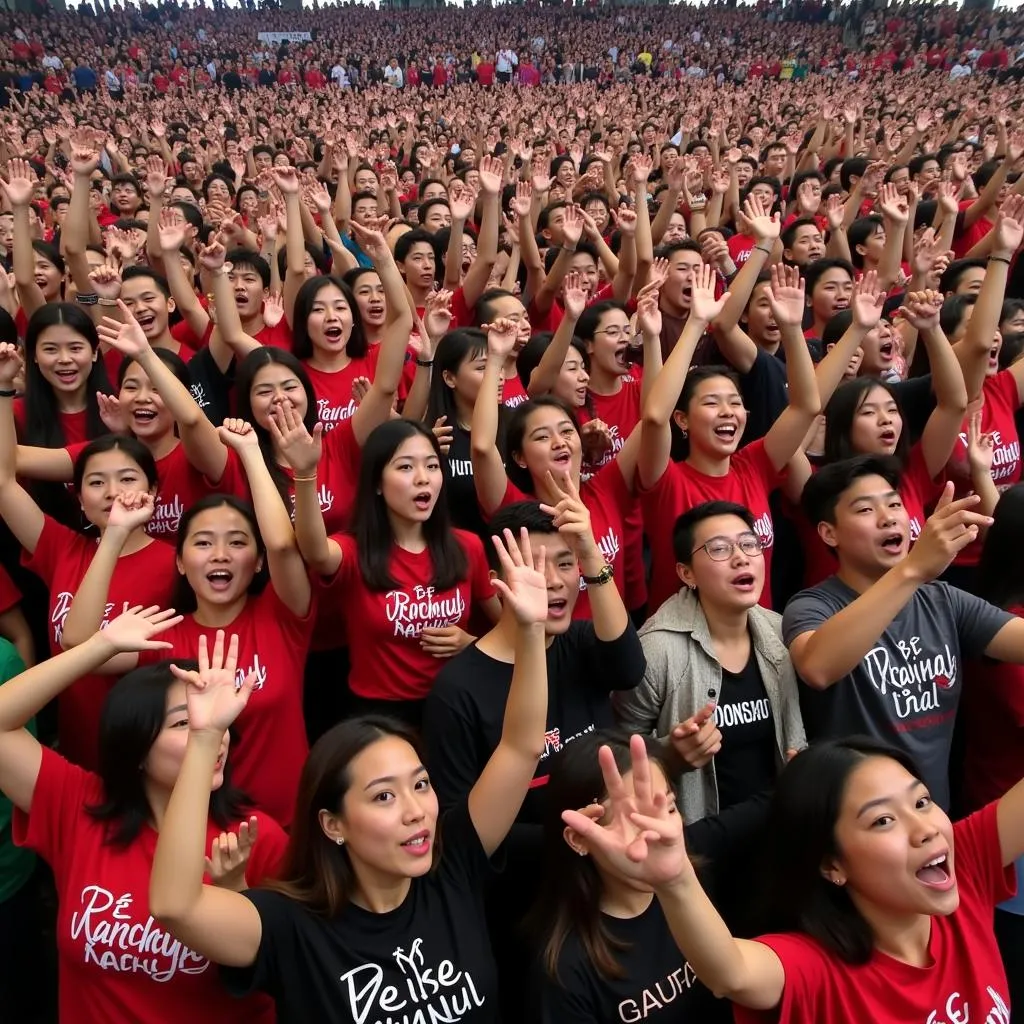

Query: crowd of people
(1, 0), (1024, 1021)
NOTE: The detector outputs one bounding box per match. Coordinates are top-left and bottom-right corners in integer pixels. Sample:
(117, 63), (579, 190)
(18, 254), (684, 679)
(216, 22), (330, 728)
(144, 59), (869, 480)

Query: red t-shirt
(501, 373), (529, 409)
(323, 530), (493, 701)
(796, 444), (943, 588)
(947, 369), (1021, 566)
(13, 398), (89, 445)
(497, 460), (632, 619)
(728, 232), (757, 268)
(104, 341), (197, 388)
(138, 583), (314, 825)
(253, 320), (292, 351)
(364, 342), (418, 402)
(65, 442), (250, 542)
(304, 359), (371, 431)
(14, 747), (284, 1024)
(222, 415), (362, 535)
(22, 517), (177, 770)
(476, 61), (495, 85)
(641, 439), (782, 613)
(735, 802), (1014, 1024)
(953, 199), (994, 259)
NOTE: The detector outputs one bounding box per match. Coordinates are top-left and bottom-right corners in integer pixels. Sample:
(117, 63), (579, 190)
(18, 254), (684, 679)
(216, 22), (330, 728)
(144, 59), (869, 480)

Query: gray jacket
(613, 588), (805, 822)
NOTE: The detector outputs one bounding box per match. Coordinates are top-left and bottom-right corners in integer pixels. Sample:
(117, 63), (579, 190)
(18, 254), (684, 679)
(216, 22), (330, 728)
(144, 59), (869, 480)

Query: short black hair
(485, 501), (560, 573)
(938, 257), (986, 296)
(226, 248), (270, 290)
(804, 258), (854, 299)
(673, 501), (755, 564)
(801, 455), (902, 528)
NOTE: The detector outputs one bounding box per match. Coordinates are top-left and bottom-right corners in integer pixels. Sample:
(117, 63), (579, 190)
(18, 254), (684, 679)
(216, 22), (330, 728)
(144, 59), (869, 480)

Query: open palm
(171, 631), (255, 736)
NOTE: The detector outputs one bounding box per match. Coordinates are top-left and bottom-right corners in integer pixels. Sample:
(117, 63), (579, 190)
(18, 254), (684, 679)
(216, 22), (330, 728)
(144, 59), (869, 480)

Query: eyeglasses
(692, 533), (764, 561)
(593, 325), (632, 340)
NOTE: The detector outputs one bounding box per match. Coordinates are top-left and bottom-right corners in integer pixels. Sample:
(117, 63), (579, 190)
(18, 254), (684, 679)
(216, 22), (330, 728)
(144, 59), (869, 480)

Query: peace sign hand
(539, 471), (597, 559)
(561, 735), (690, 888)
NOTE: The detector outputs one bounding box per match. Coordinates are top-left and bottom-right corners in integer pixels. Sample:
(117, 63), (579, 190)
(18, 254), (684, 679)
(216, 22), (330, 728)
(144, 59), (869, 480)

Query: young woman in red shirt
(61, 419), (314, 827)
(0, 343), (177, 770)
(0, 606), (286, 1024)
(639, 263), (821, 613)
(14, 308), (244, 542)
(284, 411), (499, 725)
(565, 730), (1020, 1024)
(472, 316), (641, 619)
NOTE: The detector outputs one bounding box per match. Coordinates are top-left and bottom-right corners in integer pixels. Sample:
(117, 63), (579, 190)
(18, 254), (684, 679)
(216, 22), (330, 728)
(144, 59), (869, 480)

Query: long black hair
(235, 348), (319, 508)
(975, 483), (1024, 610)
(23, 303), (111, 449)
(353, 419), (468, 591)
(87, 660), (248, 847)
(291, 275), (368, 362)
(505, 396), (581, 495)
(531, 731), (672, 982)
(762, 736), (925, 964)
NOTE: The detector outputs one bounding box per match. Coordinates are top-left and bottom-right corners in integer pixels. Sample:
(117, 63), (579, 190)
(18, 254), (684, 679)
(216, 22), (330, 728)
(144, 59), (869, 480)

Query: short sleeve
(952, 800), (1017, 908)
(21, 515), (78, 585)
(12, 746), (97, 874)
(218, 887), (299, 999)
(736, 436), (786, 489)
(0, 564), (22, 616)
(438, 801), (495, 894)
(589, 457), (632, 515)
(781, 587), (837, 646)
(496, 476), (532, 512)
(461, 532), (493, 605)
(732, 933), (829, 1024)
(423, 676), (484, 808)
(944, 584), (1013, 658)
(322, 532), (359, 590)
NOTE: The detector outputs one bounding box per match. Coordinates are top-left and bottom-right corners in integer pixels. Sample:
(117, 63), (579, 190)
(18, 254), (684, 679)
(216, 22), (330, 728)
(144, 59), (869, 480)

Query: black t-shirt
(443, 424), (488, 540)
(187, 347), (233, 427)
(534, 900), (723, 1024)
(712, 648), (778, 811)
(221, 802), (500, 1022)
(423, 621), (646, 824)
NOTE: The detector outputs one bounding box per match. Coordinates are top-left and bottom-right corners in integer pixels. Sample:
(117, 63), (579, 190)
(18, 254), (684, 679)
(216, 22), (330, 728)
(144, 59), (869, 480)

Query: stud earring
(336, 838), (345, 846)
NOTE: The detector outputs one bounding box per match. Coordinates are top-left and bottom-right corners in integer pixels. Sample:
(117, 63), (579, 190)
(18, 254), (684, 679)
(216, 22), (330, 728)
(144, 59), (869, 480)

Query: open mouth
(879, 340), (894, 361)
(834, 300), (850, 312)
(764, 320), (779, 335)
(412, 491), (433, 511)
(206, 570), (234, 592)
(713, 423), (738, 442)
(132, 408), (158, 426)
(879, 428), (897, 446)
(574, 385), (588, 403)
(136, 313), (157, 332)
(552, 450), (572, 466)
(322, 325), (344, 343)
(34, 277), (49, 289)
(915, 853), (953, 890)
(54, 368), (79, 384)
(401, 831), (432, 856)
(547, 596), (569, 619)
(730, 572), (757, 590)
(879, 531), (904, 554)
(367, 303), (385, 319)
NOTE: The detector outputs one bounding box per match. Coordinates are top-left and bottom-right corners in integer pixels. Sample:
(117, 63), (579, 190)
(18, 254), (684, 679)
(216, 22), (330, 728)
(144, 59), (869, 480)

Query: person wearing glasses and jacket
(614, 501), (806, 825)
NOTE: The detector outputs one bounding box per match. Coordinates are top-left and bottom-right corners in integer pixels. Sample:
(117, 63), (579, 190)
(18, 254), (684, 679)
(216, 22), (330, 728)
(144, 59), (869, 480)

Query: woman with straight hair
(60, 419), (313, 827)
(563, 733), (1020, 1023)
(14, 308), (245, 542)
(473, 317), (642, 620)
(149, 526), (552, 1023)
(282, 411), (499, 724)
(0, 344), (176, 768)
(965, 482), (1024, 1012)
(531, 730), (769, 1023)
(0, 607), (286, 1024)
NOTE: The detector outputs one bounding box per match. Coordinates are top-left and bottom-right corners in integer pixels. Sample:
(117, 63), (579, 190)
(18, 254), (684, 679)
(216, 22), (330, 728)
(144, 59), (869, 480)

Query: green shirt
(0, 640), (33, 904)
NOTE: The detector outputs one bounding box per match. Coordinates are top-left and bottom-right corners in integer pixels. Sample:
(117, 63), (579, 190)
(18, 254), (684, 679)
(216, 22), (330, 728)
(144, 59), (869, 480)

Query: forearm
(293, 476), (336, 574)
(815, 324), (867, 406)
(62, 529), (128, 647)
(0, 632), (116, 732)
(644, 316), (707, 426)
(655, 876), (780, 1006)
(780, 323), (821, 415)
(500, 622), (547, 759)
(581, 542), (628, 641)
(64, 173), (93, 255)
(793, 562), (923, 688)
(920, 326), (966, 411)
(283, 193), (306, 277)
(237, 447), (300, 553)
(150, 729), (221, 921)
(529, 308), (580, 396)
(445, 216), (467, 290)
(471, 357), (504, 457)
(717, 244), (770, 330)
(876, 219), (907, 291)
(649, 189), (680, 246)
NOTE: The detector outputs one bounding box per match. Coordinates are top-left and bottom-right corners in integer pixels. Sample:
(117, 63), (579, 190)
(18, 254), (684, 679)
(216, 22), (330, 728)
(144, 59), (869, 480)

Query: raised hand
(89, 262), (123, 302)
(478, 154), (504, 196)
(206, 816), (259, 892)
(766, 263), (806, 327)
(689, 263), (729, 324)
(432, 415), (453, 455)
(97, 391), (128, 434)
(0, 157), (37, 206)
(906, 483), (993, 583)
(561, 735), (689, 887)
(538, 471), (596, 557)
(198, 240), (227, 274)
(101, 604), (183, 654)
(107, 490), (155, 532)
(348, 218), (389, 261)
(267, 400), (323, 476)
(0, 343), (22, 388)
(449, 181), (478, 222)
(217, 418), (261, 452)
(561, 271), (587, 320)
(562, 204), (584, 248)
(97, 304), (150, 358)
(423, 288), (454, 342)
(488, 527), (549, 627)
(144, 155), (169, 199)
(270, 165), (300, 196)
(263, 293), (285, 329)
(170, 631), (256, 737)
(993, 194), (1024, 256)
(510, 180), (533, 220)
(876, 182), (909, 224)
(966, 409), (995, 479)
(850, 270), (885, 330)
(482, 317), (519, 360)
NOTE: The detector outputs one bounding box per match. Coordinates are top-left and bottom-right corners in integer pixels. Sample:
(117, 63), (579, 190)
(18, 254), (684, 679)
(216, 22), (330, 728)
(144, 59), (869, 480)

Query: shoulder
(453, 528), (485, 557)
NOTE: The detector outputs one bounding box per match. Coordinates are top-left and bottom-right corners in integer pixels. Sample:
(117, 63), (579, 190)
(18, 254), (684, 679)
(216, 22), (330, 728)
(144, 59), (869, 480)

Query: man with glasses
(615, 499), (806, 823)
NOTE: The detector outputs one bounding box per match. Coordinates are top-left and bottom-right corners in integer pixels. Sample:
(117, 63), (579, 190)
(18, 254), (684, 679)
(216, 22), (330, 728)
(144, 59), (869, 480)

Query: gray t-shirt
(782, 577), (1012, 808)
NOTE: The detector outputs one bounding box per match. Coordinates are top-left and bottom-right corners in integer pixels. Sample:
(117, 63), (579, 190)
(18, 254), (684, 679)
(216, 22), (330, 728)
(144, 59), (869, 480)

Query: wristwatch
(581, 563), (614, 587)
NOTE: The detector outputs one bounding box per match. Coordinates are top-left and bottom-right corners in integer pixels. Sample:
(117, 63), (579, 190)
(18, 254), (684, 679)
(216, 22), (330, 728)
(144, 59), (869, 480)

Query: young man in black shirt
(423, 494), (645, 1022)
